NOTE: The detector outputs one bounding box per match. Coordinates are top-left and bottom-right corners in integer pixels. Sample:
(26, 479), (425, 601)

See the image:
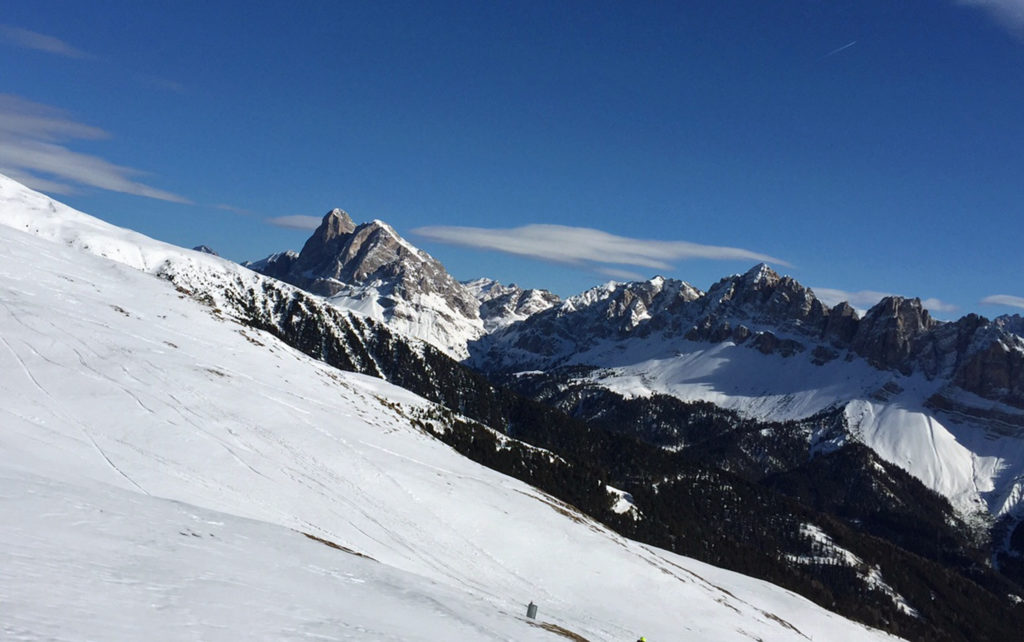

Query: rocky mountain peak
(995, 314), (1024, 339)
(464, 278), (519, 303)
(863, 296), (935, 333)
(850, 297), (936, 373)
(464, 278), (561, 332)
(294, 209), (358, 276)
(246, 208), (484, 358)
(741, 262), (781, 287)
(321, 208), (357, 240)
(701, 264), (826, 333)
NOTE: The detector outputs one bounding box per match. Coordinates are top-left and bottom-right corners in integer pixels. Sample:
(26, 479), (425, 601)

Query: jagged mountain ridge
(471, 262), (1024, 402)
(246, 209), (486, 359)
(471, 263), (1024, 434)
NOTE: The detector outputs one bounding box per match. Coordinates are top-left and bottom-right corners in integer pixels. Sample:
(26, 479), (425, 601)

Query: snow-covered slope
(580, 340), (1024, 520)
(0, 174), (897, 640)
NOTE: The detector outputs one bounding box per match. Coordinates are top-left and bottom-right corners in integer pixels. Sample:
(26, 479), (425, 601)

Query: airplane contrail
(825, 40), (858, 58)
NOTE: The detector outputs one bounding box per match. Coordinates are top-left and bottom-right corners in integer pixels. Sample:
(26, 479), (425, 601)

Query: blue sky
(2, 1), (1023, 318)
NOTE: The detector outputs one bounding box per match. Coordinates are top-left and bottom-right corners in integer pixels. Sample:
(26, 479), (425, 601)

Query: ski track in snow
(1, 330), (152, 496)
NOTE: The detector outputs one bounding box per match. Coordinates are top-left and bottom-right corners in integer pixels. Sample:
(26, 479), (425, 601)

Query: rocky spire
(246, 207), (485, 357)
(299, 209), (357, 258)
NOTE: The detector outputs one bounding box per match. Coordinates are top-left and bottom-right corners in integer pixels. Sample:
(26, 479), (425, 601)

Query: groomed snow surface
(0, 174), (899, 640)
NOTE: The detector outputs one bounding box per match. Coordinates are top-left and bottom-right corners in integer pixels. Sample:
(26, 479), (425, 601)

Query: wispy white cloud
(0, 94), (107, 141)
(814, 286), (958, 315)
(412, 224), (790, 278)
(957, 0), (1024, 34)
(267, 215), (323, 230)
(981, 294), (1024, 309)
(812, 287), (892, 311)
(0, 94), (189, 203)
(136, 74), (187, 94)
(216, 203), (255, 216)
(0, 24), (91, 59)
(921, 297), (960, 313)
(594, 266), (647, 281)
(824, 40), (857, 58)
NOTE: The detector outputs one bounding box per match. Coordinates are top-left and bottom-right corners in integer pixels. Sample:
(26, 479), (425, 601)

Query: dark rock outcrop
(849, 297), (935, 374)
(252, 209), (478, 319)
(953, 337), (1024, 408)
(824, 302), (859, 346)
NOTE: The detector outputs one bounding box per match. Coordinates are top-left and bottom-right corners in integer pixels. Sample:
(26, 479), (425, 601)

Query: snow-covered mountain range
(239, 200), (1024, 594)
(251, 208), (1024, 534)
(245, 209), (563, 359)
(0, 174), (907, 639)
(468, 265), (1024, 525)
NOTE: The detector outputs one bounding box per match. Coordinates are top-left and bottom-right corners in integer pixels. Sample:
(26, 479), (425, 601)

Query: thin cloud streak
(813, 287), (892, 310)
(0, 94), (108, 141)
(981, 294), (1024, 309)
(814, 287), (958, 314)
(595, 266), (647, 281)
(958, 0), (1024, 34)
(216, 204), (255, 216)
(413, 224), (791, 276)
(0, 140), (191, 203)
(921, 297), (959, 313)
(0, 94), (189, 204)
(824, 40), (857, 57)
(267, 215), (323, 230)
(0, 24), (91, 59)
(136, 74), (187, 94)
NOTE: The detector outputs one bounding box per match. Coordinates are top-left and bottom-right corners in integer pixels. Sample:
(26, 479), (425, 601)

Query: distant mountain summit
(463, 278), (560, 332)
(246, 209), (485, 358)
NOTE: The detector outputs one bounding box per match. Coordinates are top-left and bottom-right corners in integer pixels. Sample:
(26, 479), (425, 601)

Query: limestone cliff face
(951, 327), (1024, 408)
(824, 302), (859, 347)
(292, 208), (357, 280)
(850, 297), (936, 374)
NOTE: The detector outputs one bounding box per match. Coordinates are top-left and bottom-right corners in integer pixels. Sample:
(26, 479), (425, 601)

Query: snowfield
(0, 174), (903, 640)
(539, 316), (1024, 522)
